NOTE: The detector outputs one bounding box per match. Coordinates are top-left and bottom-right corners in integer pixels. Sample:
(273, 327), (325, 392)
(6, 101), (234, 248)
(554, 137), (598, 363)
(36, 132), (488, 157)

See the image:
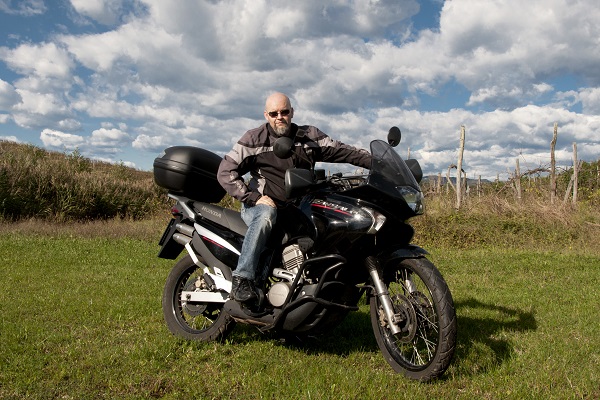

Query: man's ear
(290, 108), (294, 119)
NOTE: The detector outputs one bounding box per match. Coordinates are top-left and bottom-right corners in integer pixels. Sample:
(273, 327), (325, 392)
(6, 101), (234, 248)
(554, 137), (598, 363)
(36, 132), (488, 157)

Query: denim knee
(242, 204), (277, 230)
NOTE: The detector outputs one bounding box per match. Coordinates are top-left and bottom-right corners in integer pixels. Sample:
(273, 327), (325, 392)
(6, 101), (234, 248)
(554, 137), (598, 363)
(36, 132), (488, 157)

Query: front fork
(365, 256), (402, 335)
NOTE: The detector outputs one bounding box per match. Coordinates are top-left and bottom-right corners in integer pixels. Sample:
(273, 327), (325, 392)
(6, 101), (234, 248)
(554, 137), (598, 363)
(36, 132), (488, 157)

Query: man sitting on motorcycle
(217, 92), (371, 304)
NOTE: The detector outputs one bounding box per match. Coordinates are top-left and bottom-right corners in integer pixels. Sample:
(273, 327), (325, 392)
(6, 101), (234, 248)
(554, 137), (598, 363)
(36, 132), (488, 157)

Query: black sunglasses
(267, 109), (291, 118)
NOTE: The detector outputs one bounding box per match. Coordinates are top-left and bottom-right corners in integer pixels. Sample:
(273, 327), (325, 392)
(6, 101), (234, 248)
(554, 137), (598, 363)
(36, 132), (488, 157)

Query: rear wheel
(370, 257), (456, 381)
(162, 255), (235, 341)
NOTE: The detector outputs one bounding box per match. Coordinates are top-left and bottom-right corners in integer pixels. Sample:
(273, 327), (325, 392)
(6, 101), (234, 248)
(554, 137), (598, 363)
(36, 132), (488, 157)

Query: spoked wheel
(370, 257), (456, 381)
(162, 255), (235, 341)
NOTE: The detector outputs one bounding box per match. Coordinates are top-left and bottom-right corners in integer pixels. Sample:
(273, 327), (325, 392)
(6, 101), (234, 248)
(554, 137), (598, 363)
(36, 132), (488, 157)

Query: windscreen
(367, 140), (421, 195)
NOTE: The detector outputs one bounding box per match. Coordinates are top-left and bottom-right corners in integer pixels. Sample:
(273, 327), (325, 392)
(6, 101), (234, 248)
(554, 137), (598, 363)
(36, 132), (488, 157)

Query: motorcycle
(153, 127), (457, 381)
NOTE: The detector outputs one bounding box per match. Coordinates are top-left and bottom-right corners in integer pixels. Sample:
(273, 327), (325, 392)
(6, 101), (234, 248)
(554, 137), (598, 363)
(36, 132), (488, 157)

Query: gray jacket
(217, 123), (371, 206)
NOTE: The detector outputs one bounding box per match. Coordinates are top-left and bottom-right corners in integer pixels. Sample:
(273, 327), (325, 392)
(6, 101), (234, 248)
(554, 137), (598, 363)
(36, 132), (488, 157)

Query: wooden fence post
(463, 170), (469, 200)
(456, 126), (466, 209)
(515, 158), (522, 202)
(447, 165), (455, 194)
(563, 162), (580, 204)
(550, 123), (558, 204)
(564, 173), (573, 204)
(572, 142), (578, 205)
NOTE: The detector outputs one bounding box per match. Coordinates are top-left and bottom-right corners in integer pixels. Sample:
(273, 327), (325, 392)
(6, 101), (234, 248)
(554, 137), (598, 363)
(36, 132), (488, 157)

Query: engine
(281, 244), (304, 275)
(266, 244), (304, 307)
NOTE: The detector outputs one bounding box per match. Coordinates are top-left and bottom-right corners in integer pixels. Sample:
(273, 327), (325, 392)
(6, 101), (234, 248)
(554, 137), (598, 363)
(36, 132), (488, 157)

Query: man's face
(264, 96), (294, 136)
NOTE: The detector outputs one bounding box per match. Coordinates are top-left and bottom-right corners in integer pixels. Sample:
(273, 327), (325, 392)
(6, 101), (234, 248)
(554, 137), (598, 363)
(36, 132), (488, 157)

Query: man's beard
(273, 123), (290, 136)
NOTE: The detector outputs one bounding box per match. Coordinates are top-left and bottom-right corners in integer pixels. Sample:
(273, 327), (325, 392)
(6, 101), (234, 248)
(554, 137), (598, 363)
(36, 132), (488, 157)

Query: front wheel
(370, 257), (457, 381)
(162, 255), (235, 341)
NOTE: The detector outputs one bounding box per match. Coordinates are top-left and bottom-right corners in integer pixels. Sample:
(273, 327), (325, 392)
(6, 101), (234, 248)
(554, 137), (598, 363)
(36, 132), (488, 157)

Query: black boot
(231, 276), (258, 303)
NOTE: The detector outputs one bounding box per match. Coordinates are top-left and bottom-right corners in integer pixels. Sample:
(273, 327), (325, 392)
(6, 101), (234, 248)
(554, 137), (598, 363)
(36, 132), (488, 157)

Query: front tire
(370, 257), (456, 381)
(162, 255), (235, 341)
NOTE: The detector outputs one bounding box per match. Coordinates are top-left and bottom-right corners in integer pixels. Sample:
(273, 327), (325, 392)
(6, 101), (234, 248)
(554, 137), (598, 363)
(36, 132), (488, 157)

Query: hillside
(0, 140), (167, 221)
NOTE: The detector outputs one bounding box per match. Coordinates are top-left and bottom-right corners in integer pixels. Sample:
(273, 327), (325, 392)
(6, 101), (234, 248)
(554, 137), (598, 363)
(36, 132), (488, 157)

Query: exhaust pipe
(173, 233), (192, 246)
(176, 223), (195, 237)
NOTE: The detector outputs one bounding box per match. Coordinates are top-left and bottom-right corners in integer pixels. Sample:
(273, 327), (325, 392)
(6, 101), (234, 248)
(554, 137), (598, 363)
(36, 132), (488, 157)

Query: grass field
(1, 222), (599, 399)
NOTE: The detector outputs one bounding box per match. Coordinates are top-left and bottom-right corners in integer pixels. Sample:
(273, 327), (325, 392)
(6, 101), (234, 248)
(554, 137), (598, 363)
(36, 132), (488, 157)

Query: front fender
(378, 245), (428, 265)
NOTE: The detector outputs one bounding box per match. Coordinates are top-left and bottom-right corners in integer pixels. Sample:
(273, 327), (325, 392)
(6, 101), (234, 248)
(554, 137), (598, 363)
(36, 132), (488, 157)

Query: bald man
(218, 92), (371, 304)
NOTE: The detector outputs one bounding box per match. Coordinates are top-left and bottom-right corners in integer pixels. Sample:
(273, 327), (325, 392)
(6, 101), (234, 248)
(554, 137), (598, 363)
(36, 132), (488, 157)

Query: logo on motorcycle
(311, 199), (353, 216)
(201, 206), (222, 219)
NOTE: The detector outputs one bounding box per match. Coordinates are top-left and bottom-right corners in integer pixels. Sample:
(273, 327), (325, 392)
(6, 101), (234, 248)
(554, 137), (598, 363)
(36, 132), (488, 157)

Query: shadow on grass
(281, 310), (379, 355)
(217, 297), (536, 377)
(452, 297), (537, 376)
(226, 308), (379, 356)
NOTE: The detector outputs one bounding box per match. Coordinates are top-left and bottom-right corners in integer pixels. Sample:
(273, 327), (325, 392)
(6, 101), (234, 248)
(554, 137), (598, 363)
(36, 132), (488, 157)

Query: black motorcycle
(153, 127), (456, 381)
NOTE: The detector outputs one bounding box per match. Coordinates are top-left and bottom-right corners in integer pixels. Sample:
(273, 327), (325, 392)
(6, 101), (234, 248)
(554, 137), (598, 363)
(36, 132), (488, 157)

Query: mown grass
(1, 226), (599, 399)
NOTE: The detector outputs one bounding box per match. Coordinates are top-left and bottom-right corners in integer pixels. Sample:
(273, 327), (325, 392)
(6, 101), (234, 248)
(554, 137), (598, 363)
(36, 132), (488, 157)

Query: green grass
(1, 229), (599, 399)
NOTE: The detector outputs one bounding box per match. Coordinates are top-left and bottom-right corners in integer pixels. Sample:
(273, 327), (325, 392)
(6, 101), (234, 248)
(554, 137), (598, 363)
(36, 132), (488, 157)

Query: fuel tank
(298, 194), (375, 250)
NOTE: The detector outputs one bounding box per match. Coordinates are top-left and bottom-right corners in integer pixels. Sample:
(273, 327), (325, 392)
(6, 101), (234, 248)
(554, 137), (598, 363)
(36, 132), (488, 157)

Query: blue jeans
(233, 203), (277, 282)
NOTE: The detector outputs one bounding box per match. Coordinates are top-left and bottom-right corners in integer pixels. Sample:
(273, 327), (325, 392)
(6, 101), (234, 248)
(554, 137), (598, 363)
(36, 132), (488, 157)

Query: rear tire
(370, 257), (456, 381)
(162, 255), (235, 341)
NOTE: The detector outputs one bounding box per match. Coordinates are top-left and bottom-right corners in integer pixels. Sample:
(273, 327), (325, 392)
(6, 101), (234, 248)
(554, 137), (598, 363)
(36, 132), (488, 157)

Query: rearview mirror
(405, 159), (423, 183)
(388, 126), (401, 147)
(273, 136), (294, 159)
(284, 168), (316, 199)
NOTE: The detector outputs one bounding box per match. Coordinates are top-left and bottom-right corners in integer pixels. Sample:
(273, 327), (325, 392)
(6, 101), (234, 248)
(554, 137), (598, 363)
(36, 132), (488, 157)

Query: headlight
(396, 186), (425, 214)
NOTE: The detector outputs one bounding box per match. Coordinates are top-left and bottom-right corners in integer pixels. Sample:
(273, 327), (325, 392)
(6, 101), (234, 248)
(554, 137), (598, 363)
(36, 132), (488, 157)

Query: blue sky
(1, 0), (599, 179)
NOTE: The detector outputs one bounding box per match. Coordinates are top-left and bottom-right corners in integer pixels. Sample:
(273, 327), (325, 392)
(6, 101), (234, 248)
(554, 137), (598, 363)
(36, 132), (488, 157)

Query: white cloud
(69, 0), (147, 26)
(89, 127), (130, 151)
(1, 0), (599, 175)
(70, 0), (121, 25)
(0, 135), (19, 142)
(0, 79), (21, 110)
(0, 0), (46, 16)
(40, 128), (85, 150)
(131, 133), (168, 152)
(576, 88), (600, 115)
(90, 155), (136, 168)
(433, 0), (600, 105)
(0, 42), (74, 79)
(53, 0), (600, 120)
(10, 90), (75, 131)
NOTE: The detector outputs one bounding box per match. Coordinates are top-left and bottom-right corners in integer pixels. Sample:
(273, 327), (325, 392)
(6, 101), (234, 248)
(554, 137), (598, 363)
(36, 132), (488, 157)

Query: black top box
(153, 146), (226, 203)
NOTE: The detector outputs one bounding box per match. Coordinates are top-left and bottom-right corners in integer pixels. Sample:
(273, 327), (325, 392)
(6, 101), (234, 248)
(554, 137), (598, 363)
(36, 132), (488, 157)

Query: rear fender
(157, 216), (185, 259)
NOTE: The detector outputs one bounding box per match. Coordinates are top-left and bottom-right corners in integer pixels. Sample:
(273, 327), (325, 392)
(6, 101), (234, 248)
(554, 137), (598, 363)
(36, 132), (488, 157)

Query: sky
(1, 0), (599, 180)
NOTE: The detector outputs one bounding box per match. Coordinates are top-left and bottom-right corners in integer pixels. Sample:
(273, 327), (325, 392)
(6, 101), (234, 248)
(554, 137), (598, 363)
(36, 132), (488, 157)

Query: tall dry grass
(0, 141), (168, 221)
(413, 189), (600, 251)
(1, 140), (598, 252)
